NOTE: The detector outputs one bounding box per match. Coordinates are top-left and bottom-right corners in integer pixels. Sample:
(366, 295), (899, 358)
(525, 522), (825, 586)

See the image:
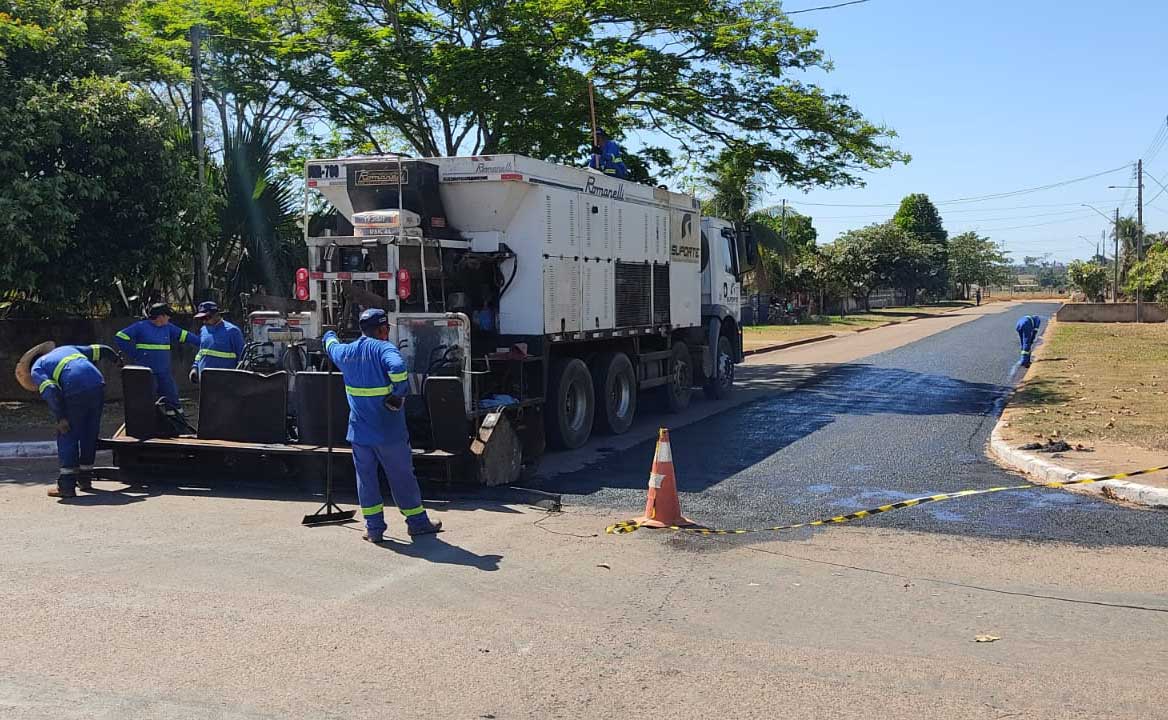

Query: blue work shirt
(1015, 315), (1041, 334)
(193, 319), (245, 373)
(323, 331), (411, 446)
(114, 319), (200, 374)
(31, 345), (106, 420)
(588, 139), (629, 179)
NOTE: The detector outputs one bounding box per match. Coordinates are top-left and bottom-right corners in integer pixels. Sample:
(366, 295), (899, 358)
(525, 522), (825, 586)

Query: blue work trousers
(1018, 329), (1038, 366)
(351, 441), (428, 536)
(154, 369), (181, 410)
(57, 386), (104, 490)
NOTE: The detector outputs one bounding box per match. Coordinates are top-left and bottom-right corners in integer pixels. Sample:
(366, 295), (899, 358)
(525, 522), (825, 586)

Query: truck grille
(653, 263), (670, 324)
(615, 262), (651, 327)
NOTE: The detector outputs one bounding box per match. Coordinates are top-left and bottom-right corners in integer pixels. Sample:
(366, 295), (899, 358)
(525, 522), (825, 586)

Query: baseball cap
(146, 302), (173, 318)
(194, 301), (220, 319)
(359, 308), (390, 331)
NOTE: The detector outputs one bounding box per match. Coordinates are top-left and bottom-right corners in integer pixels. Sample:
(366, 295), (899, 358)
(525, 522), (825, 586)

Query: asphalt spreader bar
(605, 464), (1168, 536)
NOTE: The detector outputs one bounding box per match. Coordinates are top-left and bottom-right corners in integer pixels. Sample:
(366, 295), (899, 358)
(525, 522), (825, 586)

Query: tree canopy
(948, 231), (1010, 299)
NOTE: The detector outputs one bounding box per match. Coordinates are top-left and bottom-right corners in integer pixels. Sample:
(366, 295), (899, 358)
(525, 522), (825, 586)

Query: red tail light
(294, 267), (310, 301)
(396, 268), (412, 300)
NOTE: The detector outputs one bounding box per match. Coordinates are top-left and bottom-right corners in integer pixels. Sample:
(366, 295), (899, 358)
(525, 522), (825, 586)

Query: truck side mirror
(737, 224), (758, 272)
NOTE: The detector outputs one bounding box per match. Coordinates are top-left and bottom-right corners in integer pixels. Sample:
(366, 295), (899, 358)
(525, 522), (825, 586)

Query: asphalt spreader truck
(102, 154), (757, 487)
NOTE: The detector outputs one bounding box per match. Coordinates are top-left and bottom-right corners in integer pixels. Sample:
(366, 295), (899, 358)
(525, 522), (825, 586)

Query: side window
(722, 229), (738, 277)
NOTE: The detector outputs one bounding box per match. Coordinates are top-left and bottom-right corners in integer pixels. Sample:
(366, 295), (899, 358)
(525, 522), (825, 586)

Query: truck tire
(592, 351), (637, 435)
(546, 357), (595, 449)
(661, 341), (693, 413)
(703, 335), (735, 400)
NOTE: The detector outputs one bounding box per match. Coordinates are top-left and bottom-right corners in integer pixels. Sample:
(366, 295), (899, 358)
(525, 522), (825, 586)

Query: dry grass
(1006, 322), (1168, 452)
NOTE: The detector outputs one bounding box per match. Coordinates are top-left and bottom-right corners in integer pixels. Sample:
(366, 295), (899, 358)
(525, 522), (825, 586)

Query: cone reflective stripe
(634, 428), (695, 529)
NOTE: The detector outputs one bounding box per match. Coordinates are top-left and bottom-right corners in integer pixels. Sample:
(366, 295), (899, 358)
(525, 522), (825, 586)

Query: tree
(1125, 242), (1168, 302)
(1067, 260), (1109, 303)
(267, 0), (907, 185)
(948, 232), (1010, 299)
(0, 0), (211, 317)
(892, 193), (948, 301)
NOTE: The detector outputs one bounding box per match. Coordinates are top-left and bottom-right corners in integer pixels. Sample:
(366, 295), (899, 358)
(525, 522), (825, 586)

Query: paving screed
(547, 303), (1168, 548)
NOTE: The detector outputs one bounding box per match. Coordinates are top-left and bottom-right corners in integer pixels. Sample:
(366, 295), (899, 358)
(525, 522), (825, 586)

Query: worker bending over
(588, 128), (628, 180)
(1015, 314), (1042, 367)
(323, 309), (442, 542)
(15, 341), (121, 498)
(189, 301), (244, 383)
(115, 303), (200, 409)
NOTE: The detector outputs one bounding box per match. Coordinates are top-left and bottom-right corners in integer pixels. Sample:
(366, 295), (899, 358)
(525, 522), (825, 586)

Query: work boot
(407, 518), (443, 537)
(47, 485), (77, 499)
(362, 531), (385, 544)
(76, 470), (93, 492)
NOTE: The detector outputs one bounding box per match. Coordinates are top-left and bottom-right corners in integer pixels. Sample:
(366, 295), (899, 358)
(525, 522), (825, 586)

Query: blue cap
(194, 301), (219, 318)
(359, 308), (389, 331)
(146, 302), (173, 318)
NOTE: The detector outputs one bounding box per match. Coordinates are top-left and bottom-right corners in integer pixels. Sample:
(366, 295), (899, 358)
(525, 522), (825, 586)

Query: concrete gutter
(989, 423), (1168, 509)
(743, 333), (836, 357)
(0, 441), (58, 460)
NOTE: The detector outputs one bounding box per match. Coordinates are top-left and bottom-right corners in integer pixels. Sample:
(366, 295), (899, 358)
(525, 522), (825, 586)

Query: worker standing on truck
(15, 341), (121, 498)
(114, 303), (201, 410)
(323, 309), (442, 542)
(1015, 314), (1042, 367)
(588, 128), (629, 180)
(188, 301), (244, 383)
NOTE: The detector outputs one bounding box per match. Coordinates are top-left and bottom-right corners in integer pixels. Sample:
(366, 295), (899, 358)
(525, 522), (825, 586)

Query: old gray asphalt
(547, 303), (1168, 547)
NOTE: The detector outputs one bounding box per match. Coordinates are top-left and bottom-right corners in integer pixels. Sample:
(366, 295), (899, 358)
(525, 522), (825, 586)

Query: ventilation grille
(653, 263), (670, 325)
(615, 262), (651, 327)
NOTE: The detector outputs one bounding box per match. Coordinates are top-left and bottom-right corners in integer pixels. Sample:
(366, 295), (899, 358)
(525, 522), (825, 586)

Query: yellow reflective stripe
(345, 385), (391, 396)
(201, 349), (237, 359)
(136, 343), (170, 350)
(179, 329), (189, 343)
(116, 331), (131, 341)
(400, 505), (425, 517)
(91, 344), (100, 361)
(52, 353), (85, 383)
(603, 168), (616, 174)
(325, 337), (339, 348)
(611, 156), (622, 162)
(388, 371), (408, 383)
(38, 379), (57, 393)
(362, 504), (384, 516)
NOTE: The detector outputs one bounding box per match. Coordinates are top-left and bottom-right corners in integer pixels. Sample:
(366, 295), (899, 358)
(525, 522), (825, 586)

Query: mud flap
(470, 409), (522, 487)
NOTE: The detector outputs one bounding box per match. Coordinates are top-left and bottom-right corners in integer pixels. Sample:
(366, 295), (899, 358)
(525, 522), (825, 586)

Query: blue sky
(759, 0), (1168, 262)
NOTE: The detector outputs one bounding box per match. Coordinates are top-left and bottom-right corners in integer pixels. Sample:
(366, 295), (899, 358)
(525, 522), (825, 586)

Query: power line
(787, 0), (871, 14)
(786, 165), (1131, 208)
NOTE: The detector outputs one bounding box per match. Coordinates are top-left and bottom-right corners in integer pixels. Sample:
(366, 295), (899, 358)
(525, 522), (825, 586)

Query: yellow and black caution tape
(604, 464), (1168, 536)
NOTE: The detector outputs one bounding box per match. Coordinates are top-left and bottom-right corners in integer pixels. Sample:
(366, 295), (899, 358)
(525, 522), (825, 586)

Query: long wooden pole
(588, 80), (599, 170)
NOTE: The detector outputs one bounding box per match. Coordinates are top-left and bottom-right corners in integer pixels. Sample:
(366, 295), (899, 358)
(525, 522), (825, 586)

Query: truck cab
(698, 217), (756, 399)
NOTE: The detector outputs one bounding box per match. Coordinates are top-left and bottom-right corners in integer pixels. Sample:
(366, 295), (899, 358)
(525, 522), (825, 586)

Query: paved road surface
(548, 302), (1168, 548)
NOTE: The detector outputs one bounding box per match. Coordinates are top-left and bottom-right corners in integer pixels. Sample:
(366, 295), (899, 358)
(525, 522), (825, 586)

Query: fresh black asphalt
(545, 303), (1168, 548)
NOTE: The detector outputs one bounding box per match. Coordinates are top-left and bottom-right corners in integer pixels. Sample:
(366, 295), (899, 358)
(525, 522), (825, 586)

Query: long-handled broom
(302, 358), (356, 526)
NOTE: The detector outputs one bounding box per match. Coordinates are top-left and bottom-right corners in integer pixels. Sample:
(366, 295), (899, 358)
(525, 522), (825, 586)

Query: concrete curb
(743, 334), (836, 357)
(989, 424), (1168, 509)
(0, 441), (58, 460)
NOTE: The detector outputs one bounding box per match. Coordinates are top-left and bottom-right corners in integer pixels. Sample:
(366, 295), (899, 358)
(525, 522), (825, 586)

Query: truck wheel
(703, 335), (735, 400)
(661, 341), (693, 413)
(546, 358), (595, 449)
(592, 352), (637, 435)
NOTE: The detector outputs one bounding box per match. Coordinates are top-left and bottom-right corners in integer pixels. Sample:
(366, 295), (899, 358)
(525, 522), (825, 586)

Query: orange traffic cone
(635, 428), (695, 528)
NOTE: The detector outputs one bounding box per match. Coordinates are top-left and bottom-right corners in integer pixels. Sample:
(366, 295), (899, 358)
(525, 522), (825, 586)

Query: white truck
(300, 154), (755, 465)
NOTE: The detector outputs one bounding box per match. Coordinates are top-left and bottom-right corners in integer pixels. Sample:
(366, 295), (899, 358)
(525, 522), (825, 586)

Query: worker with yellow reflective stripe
(323, 308), (441, 542)
(1015, 314), (1042, 368)
(16, 341), (122, 498)
(114, 303), (200, 409)
(586, 128), (629, 180)
(189, 301), (244, 383)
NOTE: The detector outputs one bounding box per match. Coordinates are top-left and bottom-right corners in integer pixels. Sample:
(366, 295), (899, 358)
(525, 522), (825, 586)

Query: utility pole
(1136, 159), (1144, 322)
(1113, 207), (1120, 303)
(191, 24), (208, 302)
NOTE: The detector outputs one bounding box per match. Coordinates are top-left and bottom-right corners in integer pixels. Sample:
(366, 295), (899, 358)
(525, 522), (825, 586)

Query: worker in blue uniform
(323, 308), (442, 542)
(588, 128), (629, 180)
(189, 301), (245, 383)
(114, 303), (200, 409)
(15, 341), (122, 498)
(1016, 314), (1042, 367)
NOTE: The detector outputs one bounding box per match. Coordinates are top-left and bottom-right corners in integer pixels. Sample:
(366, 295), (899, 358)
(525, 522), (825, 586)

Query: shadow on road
(361, 529), (503, 571)
(548, 363), (1008, 496)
